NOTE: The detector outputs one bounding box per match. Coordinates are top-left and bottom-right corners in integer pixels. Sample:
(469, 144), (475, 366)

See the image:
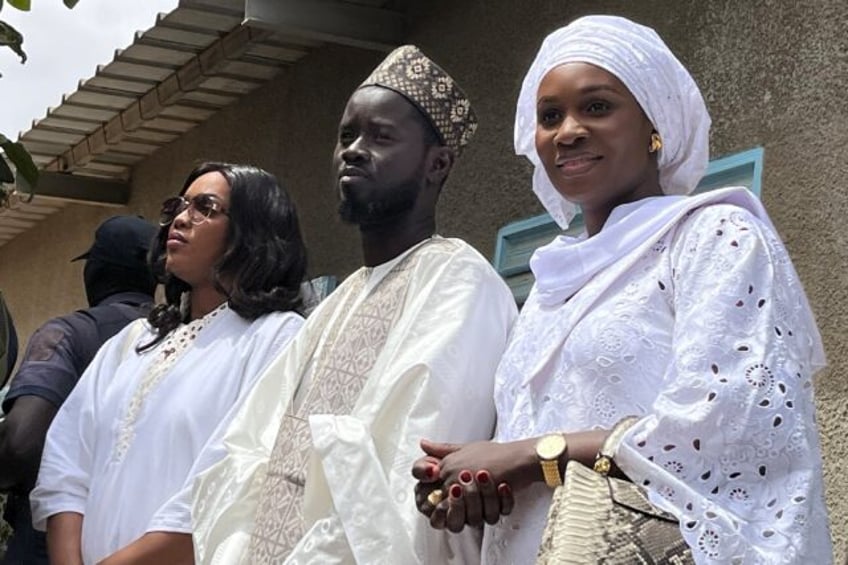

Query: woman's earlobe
(649, 132), (663, 153)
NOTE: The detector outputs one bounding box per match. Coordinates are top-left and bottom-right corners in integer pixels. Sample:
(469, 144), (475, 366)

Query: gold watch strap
(593, 415), (640, 476)
(540, 459), (563, 487)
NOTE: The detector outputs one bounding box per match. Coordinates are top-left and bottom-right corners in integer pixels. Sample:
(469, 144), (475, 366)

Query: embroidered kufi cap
(360, 45), (478, 155)
(514, 15), (711, 228)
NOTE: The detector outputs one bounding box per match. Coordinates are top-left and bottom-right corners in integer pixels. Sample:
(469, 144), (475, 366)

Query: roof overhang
(245, 0), (404, 51)
(0, 0), (403, 245)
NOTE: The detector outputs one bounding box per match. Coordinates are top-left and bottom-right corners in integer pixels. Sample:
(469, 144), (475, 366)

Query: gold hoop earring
(649, 133), (663, 153)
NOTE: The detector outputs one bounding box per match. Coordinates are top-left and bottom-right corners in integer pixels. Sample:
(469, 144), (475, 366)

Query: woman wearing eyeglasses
(30, 162), (308, 565)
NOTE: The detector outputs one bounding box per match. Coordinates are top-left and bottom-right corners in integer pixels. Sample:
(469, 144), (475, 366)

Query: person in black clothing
(0, 215), (157, 565)
(0, 294), (18, 389)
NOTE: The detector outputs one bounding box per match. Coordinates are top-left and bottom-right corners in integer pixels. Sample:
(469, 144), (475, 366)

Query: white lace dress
(483, 202), (831, 564)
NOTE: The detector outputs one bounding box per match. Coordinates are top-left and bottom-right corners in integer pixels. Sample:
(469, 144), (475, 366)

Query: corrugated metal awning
(0, 0), (401, 246)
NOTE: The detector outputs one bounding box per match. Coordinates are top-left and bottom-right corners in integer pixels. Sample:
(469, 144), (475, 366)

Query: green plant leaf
(0, 137), (37, 198)
(6, 0), (29, 11)
(63, 0), (79, 8)
(15, 168), (33, 202)
(0, 155), (13, 184)
(0, 19), (26, 63)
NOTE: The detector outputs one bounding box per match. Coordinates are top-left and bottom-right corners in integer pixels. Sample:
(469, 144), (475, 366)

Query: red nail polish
(476, 470), (491, 484)
(459, 470), (473, 484)
(424, 465), (437, 480)
(497, 483), (512, 497)
(450, 484), (463, 498)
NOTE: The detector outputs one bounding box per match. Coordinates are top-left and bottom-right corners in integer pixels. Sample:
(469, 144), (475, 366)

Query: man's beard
(338, 179), (420, 228)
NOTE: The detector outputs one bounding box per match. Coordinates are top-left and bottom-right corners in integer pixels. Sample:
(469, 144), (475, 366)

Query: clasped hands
(412, 438), (527, 533)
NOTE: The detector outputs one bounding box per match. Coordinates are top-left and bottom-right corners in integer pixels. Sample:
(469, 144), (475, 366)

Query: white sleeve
(614, 205), (831, 564)
(288, 249), (517, 564)
(29, 323), (133, 530)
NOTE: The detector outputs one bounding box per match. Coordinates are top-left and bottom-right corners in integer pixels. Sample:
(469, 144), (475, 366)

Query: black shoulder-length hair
(141, 161), (308, 351)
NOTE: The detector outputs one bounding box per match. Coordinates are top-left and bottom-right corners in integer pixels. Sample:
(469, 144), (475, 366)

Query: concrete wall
(0, 0), (844, 558)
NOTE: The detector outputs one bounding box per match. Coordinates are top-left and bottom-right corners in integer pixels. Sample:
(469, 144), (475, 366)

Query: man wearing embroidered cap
(192, 45), (517, 564)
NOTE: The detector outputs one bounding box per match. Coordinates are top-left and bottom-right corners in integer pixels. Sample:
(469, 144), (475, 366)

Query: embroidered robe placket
(247, 251), (417, 562)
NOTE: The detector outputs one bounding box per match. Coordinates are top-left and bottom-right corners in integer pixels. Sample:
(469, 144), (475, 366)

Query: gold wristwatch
(535, 433), (567, 488)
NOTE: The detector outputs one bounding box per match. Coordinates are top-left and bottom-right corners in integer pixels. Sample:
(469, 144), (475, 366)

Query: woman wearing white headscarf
(412, 15), (831, 564)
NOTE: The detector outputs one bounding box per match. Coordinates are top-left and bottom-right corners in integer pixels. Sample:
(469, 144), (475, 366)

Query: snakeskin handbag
(536, 417), (694, 564)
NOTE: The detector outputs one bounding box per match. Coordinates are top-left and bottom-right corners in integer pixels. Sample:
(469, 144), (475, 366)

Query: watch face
(537, 434), (567, 460)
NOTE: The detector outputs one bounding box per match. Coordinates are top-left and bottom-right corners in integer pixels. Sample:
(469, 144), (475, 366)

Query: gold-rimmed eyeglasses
(159, 194), (229, 226)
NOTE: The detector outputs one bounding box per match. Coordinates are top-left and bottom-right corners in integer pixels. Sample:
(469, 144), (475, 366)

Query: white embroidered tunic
(30, 306), (304, 565)
(192, 237), (518, 564)
(483, 193), (831, 564)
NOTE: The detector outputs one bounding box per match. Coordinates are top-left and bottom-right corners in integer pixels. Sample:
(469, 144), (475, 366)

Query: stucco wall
(0, 0), (844, 558)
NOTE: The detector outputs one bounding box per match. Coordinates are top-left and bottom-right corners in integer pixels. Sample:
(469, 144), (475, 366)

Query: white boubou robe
(192, 237), (518, 564)
(30, 306), (304, 565)
(483, 188), (831, 565)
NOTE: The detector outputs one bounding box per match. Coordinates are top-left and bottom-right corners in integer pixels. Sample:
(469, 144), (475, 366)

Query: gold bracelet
(593, 416), (640, 476)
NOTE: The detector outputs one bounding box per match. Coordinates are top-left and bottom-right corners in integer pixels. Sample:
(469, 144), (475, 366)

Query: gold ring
(427, 489), (445, 506)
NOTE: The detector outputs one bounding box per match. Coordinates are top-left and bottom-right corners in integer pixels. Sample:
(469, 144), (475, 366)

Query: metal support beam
(33, 172), (130, 207)
(245, 0), (404, 51)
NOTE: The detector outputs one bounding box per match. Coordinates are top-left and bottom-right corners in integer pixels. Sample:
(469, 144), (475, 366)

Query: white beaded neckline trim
(112, 302), (228, 461)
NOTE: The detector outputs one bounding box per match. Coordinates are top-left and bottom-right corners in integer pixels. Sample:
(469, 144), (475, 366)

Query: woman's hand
(430, 431), (610, 489)
(412, 431), (610, 533)
(428, 438), (540, 492)
(412, 440), (460, 518)
(412, 439), (528, 532)
(428, 468), (515, 533)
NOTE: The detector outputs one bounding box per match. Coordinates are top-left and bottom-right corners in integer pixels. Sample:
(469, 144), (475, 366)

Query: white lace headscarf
(514, 15), (711, 228)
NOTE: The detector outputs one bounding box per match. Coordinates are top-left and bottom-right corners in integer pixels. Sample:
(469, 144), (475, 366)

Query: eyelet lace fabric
(112, 303), (228, 462)
(484, 205), (830, 565)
